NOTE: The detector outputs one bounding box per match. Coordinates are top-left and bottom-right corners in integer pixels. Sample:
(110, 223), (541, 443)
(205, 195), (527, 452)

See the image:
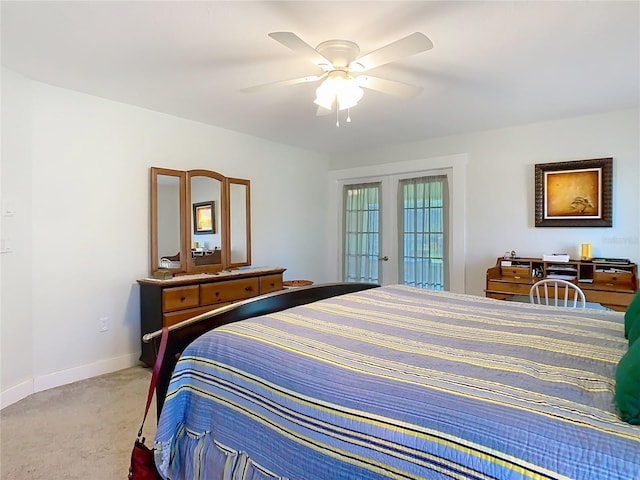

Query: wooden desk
(485, 257), (637, 311)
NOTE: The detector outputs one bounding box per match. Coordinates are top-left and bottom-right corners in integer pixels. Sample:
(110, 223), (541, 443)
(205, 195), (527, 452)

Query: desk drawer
(501, 266), (530, 278)
(163, 285), (200, 312)
(260, 274), (283, 294)
(584, 290), (634, 310)
(593, 270), (634, 286)
(487, 280), (531, 295)
(200, 278), (260, 305)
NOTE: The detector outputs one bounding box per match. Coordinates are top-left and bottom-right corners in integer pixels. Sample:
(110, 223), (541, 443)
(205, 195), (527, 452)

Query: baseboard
(0, 352), (141, 410)
(0, 379), (35, 410)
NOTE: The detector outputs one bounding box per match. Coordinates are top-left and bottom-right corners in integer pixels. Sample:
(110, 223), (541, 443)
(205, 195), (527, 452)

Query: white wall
(1, 69), (34, 400)
(0, 69), (329, 408)
(329, 108), (640, 297)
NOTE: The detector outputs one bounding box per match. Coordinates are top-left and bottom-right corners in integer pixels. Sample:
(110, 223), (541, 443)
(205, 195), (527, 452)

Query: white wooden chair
(529, 279), (586, 308)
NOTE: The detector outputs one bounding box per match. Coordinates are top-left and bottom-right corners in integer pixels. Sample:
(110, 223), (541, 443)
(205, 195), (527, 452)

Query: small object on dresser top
(542, 253), (570, 262)
(283, 280), (314, 288)
(152, 269), (173, 280)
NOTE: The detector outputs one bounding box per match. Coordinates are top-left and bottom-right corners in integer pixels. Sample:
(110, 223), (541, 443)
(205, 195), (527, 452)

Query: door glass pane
(399, 175), (448, 290)
(343, 183), (381, 283)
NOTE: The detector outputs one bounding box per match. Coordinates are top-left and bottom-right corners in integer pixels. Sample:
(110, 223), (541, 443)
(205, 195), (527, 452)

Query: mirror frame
(149, 167), (251, 276)
(227, 177), (251, 268)
(185, 169), (227, 275)
(150, 167), (187, 275)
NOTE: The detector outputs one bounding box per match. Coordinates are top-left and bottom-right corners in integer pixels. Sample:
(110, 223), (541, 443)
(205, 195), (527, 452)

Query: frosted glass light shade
(314, 71), (363, 111)
(337, 81), (363, 110)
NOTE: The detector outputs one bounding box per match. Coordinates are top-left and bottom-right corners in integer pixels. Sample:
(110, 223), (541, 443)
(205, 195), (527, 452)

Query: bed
(147, 283), (640, 479)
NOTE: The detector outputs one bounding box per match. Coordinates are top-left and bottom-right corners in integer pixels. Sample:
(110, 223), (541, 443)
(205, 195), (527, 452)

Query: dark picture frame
(192, 201), (215, 234)
(534, 158), (612, 227)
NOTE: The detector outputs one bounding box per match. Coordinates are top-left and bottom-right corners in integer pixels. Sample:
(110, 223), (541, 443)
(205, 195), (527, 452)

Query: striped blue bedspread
(154, 285), (640, 479)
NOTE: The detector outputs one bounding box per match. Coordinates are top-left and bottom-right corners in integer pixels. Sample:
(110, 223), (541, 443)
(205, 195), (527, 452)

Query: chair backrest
(529, 279), (586, 308)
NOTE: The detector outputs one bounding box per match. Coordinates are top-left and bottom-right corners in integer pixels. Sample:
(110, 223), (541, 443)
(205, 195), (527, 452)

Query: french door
(341, 172), (449, 289)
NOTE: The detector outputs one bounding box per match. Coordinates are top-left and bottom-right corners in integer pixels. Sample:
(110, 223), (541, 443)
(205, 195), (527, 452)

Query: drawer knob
(245, 286), (253, 292)
(180, 296), (186, 302)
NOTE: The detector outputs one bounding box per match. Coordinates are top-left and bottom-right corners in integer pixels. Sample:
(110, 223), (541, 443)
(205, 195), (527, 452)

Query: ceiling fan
(242, 32), (433, 124)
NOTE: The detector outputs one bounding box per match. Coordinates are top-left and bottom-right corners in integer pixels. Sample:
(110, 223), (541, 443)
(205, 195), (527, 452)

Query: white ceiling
(2, 1), (639, 155)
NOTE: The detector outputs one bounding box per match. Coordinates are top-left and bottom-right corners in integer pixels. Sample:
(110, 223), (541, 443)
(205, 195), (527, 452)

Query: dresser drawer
(260, 274), (283, 294)
(163, 285), (200, 312)
(200, 278), (260, 305)
(163, 303), (232, 327)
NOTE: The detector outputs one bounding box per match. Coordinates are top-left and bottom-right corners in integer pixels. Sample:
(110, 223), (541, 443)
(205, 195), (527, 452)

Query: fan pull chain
(336, 107), (340, 127)
(347, 108), (352, 123)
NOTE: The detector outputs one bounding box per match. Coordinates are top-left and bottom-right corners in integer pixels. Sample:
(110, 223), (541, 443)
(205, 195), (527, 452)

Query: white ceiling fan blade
(268, 32), (332, 69)
(350, 32), (433, 71)
(241, 74), (325, 93)
(356, 75), (423, 98)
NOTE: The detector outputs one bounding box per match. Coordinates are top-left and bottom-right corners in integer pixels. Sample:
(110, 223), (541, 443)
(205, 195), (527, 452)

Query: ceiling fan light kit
(243, 32), (433, 126)
(314, 71), (364, 111)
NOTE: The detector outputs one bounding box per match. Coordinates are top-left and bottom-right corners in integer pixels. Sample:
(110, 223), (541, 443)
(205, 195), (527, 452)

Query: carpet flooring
(0, 366), (156, 479)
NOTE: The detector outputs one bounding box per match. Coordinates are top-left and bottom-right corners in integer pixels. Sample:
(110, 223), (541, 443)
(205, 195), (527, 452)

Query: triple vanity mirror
(150, 167), (251, 275)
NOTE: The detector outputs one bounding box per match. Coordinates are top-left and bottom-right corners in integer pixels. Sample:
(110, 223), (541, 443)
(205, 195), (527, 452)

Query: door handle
(379, 256), (389, 262)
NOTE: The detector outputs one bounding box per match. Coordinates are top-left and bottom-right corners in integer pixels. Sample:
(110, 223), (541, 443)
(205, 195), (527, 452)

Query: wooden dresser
(485, 257), (637, 311)
(137, 267), (285, 365)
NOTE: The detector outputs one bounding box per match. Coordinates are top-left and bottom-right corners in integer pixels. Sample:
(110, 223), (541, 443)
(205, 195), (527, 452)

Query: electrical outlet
(99, 316), (109, 332)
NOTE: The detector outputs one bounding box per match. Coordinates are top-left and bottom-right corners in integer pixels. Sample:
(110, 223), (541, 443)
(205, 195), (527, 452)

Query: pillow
(628, 316), (640, 347)
(624, 291), (640, 339)
(615, 338), (640, 424)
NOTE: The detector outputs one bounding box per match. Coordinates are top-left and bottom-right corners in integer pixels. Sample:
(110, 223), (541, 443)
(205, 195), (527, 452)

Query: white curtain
(398, 175), (449, 290)
(342, 182), (381, 283)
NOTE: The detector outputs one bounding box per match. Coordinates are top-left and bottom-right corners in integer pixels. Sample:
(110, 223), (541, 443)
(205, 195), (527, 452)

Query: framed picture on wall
(193, 201), (215, 234)
(534, 157), (612, 227)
